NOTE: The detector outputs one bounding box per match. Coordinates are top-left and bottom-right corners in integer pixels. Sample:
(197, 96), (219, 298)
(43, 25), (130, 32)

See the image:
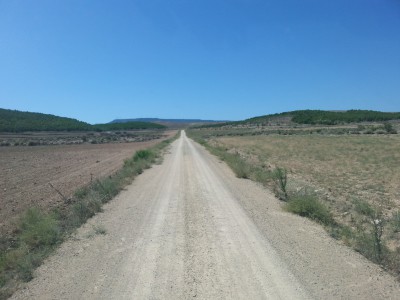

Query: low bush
(384, 123), (397, 134)
(19, 208), (60, 250)
(226, 154), (252, 179)
(352, 198), (375, 217)
(285, 193), (334, 226)
(133, 149), (155, 162)
(272, 167), (288, 201)
(390, 211), (400, 233)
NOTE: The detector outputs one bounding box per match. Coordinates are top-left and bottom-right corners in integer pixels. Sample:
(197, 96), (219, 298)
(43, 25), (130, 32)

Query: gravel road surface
(12, 131), (400, 299)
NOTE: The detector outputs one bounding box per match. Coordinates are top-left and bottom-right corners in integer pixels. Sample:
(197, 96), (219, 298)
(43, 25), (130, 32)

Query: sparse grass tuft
(93, 225), (107, 235)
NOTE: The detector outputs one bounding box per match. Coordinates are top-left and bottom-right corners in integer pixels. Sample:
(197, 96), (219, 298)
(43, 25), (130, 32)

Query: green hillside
(0, 108), (92, 132)
(246, 110), (400, 125)
(0, 108), (165, 132)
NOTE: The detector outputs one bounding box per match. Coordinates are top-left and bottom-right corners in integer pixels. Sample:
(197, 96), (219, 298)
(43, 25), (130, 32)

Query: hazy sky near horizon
(0, 0), (399, 124)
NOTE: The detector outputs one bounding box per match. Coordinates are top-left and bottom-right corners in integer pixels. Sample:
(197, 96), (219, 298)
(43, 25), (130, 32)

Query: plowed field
(0, 131), (176, 235)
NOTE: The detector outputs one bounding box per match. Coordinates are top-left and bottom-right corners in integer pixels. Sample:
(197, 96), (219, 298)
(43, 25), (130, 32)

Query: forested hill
(0, 108), (165, 132)
(246, 110), (400, 125)
(0, 108), (92, 132)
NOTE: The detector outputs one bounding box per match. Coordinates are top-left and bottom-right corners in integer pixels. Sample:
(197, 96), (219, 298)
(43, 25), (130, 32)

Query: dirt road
(12, 131), (400, 299)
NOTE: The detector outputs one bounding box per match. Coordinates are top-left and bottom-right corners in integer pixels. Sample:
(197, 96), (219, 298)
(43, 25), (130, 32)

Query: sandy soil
(11, 131), (400, 299)
(0, 131), (175, 235)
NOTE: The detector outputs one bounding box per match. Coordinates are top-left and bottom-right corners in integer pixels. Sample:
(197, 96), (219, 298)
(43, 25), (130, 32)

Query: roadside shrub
(390, 211), (400, 233)
(0, 208), (62, 288)
(329, 224), (354, 242)
(72, 197), (102, 225)
(286, 193), (333, 226)
(19, 208), (60, 250)
(122, 149), (157, 174)
(227, 154), (252, 179)
(253, 168), (273, 183)
(371, 217), (384, 263)
(364, 129), (375, 134)
(384, 122), (397, 134)
(16, 250), (47, 282)
(133, 149), (155, 162)
(352, 198), (375, 217)
(94, 178), (120, 201)
(354, 226), (388, 264)
(272, 167), (288, 201)
(74, 186), (90, 200)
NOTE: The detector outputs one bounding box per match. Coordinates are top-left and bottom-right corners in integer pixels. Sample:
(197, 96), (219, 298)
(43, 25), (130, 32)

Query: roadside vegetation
(187, 128), (400, 280)
(0, 133), (179, 299)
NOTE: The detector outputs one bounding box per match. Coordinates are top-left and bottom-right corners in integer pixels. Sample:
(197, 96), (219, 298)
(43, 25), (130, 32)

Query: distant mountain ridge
(110, 118), (225, 124)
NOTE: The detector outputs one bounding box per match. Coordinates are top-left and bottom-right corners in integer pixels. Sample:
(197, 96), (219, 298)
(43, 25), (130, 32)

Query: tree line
(0, 108), (165, 132)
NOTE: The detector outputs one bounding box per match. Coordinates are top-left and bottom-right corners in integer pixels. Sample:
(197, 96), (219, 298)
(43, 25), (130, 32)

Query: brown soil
(0, 131), (176, 236)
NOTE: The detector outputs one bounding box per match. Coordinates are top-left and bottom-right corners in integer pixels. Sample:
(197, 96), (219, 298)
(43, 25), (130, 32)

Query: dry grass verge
(187, 129), (400, 280)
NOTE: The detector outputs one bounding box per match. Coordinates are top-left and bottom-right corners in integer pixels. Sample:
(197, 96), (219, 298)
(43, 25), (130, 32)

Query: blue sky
(0, 0), (399, 124)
